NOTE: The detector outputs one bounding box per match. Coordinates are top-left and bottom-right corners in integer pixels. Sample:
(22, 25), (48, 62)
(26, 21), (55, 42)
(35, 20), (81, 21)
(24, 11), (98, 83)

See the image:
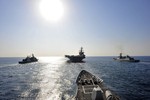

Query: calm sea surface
(0, 57), (150, 100)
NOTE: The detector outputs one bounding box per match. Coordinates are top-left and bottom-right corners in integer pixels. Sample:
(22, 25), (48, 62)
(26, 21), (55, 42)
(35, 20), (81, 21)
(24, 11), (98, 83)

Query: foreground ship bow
(65, 47), (85, 62)
(75, 70), (120, 100)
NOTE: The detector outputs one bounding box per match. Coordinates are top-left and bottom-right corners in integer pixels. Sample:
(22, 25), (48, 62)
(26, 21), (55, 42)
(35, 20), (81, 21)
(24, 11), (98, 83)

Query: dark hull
(18, 60), (38, 64)
(75, 70), (120, 100)
(65, 55), (85, 62)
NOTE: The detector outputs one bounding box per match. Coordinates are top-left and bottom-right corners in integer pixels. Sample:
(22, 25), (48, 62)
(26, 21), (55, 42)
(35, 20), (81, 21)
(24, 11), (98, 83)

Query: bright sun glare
(39, 0), (64, 22)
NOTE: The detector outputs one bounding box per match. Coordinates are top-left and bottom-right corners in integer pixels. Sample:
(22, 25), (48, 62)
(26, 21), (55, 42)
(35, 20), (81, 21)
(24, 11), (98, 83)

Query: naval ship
(65, 47), (85, 62)
(113, 53), (140, 62)
(19, 54), (38, 64)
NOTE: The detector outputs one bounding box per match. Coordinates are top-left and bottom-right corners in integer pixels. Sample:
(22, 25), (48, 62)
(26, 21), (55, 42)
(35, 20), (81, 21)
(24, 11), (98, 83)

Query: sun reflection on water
(39, 57), (65, 63)
(16, 57), (78, 99)
(36, 57), (67, 100)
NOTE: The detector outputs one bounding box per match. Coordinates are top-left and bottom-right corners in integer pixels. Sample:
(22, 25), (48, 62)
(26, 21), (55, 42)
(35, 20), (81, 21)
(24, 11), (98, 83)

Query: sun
(39, 0), (64, 22)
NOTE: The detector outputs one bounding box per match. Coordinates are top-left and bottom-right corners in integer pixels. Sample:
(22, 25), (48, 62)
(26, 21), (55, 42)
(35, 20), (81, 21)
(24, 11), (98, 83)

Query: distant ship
(19, 54), (38, 64)
(113, 53), (140, 62)
(75, 70), (120, 100)
(65, 47), (85, 62)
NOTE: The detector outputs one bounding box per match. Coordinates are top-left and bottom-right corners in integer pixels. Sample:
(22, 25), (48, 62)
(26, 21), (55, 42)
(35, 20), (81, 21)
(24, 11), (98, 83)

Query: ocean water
(0, 57), (150, 100)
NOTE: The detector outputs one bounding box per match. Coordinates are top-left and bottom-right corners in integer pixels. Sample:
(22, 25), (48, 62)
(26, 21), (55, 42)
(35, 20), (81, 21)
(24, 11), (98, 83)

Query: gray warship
(65, 47), (85, 62)
(19, 54), (38, 64)
(113, 53), (140, 62)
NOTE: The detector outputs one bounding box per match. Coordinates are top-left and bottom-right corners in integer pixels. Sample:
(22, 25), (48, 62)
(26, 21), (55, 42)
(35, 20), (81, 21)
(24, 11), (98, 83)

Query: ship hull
(18, 60), (38, 64)
(113, 58), (140, 62)
(65, 55), (85, 62)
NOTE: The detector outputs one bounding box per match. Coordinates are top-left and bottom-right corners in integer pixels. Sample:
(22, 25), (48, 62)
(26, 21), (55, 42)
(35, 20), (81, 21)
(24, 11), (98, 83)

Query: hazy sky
(0, 0), (150, 57)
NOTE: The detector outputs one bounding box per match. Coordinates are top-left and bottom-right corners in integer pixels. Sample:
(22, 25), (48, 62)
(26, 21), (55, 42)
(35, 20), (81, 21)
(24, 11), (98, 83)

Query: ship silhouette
(65, 47), (85, 62)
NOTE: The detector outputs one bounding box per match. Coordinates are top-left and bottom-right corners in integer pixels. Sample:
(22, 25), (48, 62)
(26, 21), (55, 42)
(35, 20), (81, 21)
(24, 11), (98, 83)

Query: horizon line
(0, 55), (150, 58)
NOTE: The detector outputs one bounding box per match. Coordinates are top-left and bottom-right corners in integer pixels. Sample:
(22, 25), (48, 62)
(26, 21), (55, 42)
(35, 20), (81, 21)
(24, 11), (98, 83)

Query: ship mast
(79, 47), (84, 56)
